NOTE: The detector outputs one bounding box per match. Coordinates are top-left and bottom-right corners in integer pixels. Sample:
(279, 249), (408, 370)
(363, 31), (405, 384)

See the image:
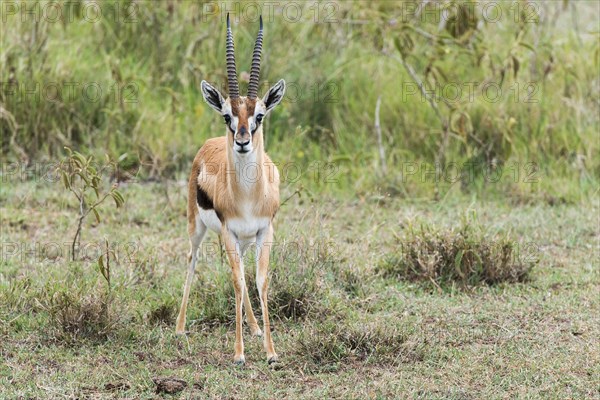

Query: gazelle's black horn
(226, 13), (239, 98)
(247, 15), (263, 100)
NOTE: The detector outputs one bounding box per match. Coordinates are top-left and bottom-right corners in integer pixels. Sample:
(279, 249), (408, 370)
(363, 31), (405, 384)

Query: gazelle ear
(201, 80), (226, 113)
(262, 79), (286, 114)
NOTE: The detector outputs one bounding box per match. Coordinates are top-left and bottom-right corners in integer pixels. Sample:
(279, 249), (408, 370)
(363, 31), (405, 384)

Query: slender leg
(238, 241), (261, 337)
(176, 220), (207, 334)
(244, 281), (262, 336)
(256, 224), (277, 364)
(222, 226), (245, 365)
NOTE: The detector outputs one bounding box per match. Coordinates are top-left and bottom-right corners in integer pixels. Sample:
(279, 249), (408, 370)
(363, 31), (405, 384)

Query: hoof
(267, 355), (279, 365)
(175, 329), (187, 335)
(233, 356), (245, 366)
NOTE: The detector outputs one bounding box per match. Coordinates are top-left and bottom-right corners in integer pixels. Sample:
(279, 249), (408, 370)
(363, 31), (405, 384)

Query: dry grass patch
(296, 318), (420, 370)
(45, 290), (120, 342)
(379, 219), (535, 290)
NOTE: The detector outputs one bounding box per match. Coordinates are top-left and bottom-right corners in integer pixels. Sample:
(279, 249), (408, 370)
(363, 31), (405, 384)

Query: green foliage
(56, 147), (124, 261)
(0, 1), (597, 199)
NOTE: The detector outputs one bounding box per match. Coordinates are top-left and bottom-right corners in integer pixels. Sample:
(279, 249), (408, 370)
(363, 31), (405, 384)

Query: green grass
(1, 180), (598, 398)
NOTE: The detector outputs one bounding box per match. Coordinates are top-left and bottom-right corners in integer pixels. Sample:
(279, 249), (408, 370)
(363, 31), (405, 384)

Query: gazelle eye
(256, 114), (263, 124)
(223, 115), (231, 125)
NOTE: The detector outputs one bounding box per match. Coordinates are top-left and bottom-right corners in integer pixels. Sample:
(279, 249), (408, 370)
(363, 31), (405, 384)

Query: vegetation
(379, 215), (535, 290)
(56, 148), (124, 261)
(1, 1), (598, 199)
(0, 1), (598, 398)
(1, 182), (597, 397)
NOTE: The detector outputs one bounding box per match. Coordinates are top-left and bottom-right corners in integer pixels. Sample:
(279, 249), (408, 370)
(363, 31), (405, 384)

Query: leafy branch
(57, 148), (125, 261)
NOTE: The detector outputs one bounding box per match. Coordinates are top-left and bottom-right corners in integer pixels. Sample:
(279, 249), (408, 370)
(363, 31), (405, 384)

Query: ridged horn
(226, 13), (239, 99)
(247, 15), (263, 99)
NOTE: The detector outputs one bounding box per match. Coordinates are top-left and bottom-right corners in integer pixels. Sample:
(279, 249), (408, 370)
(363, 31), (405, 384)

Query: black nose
(235, 140), (250, 148)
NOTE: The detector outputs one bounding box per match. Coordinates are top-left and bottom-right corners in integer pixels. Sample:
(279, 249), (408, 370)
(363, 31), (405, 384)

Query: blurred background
(1, 0), (598, 201)
(1, 3), (599, 395)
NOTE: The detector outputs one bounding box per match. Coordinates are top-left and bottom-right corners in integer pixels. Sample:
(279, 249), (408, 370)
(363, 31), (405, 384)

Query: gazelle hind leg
(256, 224), (277, 363)
(222, 227), (246, 365)
(239, 242), (261, 337)
(176, 219), (207, 334)
(244, 280), (262, 337)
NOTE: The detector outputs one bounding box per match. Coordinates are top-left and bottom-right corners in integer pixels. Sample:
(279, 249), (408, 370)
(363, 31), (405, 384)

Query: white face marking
(221, 101), (239, 133)
(250, 101), (266, 133)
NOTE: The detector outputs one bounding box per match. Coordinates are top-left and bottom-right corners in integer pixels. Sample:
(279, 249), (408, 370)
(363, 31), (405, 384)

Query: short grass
(1, 179), (598, 399)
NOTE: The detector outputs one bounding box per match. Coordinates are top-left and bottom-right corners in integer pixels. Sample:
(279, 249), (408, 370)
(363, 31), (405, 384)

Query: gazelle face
(201, 80), (286, 155)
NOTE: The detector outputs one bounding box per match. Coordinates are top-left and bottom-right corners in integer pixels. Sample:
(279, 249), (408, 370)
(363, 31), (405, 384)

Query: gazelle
(175, 14), (285, 366)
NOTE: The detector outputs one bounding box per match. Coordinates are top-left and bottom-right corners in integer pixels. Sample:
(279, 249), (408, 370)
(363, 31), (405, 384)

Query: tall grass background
(1, 0), (598, 201)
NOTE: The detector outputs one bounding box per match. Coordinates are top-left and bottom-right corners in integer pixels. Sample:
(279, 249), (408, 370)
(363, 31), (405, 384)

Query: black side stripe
(196, 186), (223, 222)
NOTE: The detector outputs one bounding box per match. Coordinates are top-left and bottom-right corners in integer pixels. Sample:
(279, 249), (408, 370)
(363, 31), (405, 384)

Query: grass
(378, 216), (535, 290)
(1, 179), (598, 398)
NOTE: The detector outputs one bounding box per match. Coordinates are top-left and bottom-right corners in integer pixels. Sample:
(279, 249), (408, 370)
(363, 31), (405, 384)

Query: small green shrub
(57, 148), (124, 261)
(379, 219), (535, 290)
(148, 299), (177, 326)
(190, 270), (235, 326)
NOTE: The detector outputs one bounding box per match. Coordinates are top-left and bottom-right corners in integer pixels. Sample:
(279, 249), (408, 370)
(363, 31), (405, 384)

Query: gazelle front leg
(221, 226), (246, 365)
(222, 235), (261, 337)
(256, 224), (277, 364)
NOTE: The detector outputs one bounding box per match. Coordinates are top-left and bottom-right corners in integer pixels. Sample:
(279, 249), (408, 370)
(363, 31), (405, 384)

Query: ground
(0, 180), (598, 399)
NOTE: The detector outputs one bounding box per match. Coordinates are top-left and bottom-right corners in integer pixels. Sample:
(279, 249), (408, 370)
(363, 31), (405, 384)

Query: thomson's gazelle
(175, 14), (285, 366)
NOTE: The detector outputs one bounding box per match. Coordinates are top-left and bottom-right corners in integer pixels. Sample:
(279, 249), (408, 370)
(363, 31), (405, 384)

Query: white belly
(198, 208), (222, 233)
(227, 216), (270, 240)
(197, 207), (270, 242)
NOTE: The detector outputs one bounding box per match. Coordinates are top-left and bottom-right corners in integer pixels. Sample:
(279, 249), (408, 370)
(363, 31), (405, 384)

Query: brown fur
(178, 91), (282, 365)
(187, 131), (280, 233)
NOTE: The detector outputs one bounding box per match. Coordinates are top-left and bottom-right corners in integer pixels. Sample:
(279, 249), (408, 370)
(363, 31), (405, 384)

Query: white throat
(232, 148), (261, 192)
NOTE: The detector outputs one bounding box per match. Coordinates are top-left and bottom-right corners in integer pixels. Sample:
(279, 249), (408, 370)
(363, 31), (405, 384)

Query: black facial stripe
(223, 115), (235, 133)
(252, 114), (264, 134)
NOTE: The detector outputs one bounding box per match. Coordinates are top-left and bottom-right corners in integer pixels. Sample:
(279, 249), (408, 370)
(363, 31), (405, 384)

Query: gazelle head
(201, 14), (286, 155)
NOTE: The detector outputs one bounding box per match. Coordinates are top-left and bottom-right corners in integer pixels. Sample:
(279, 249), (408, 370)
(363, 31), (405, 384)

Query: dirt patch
(153, 377), (188, 394)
